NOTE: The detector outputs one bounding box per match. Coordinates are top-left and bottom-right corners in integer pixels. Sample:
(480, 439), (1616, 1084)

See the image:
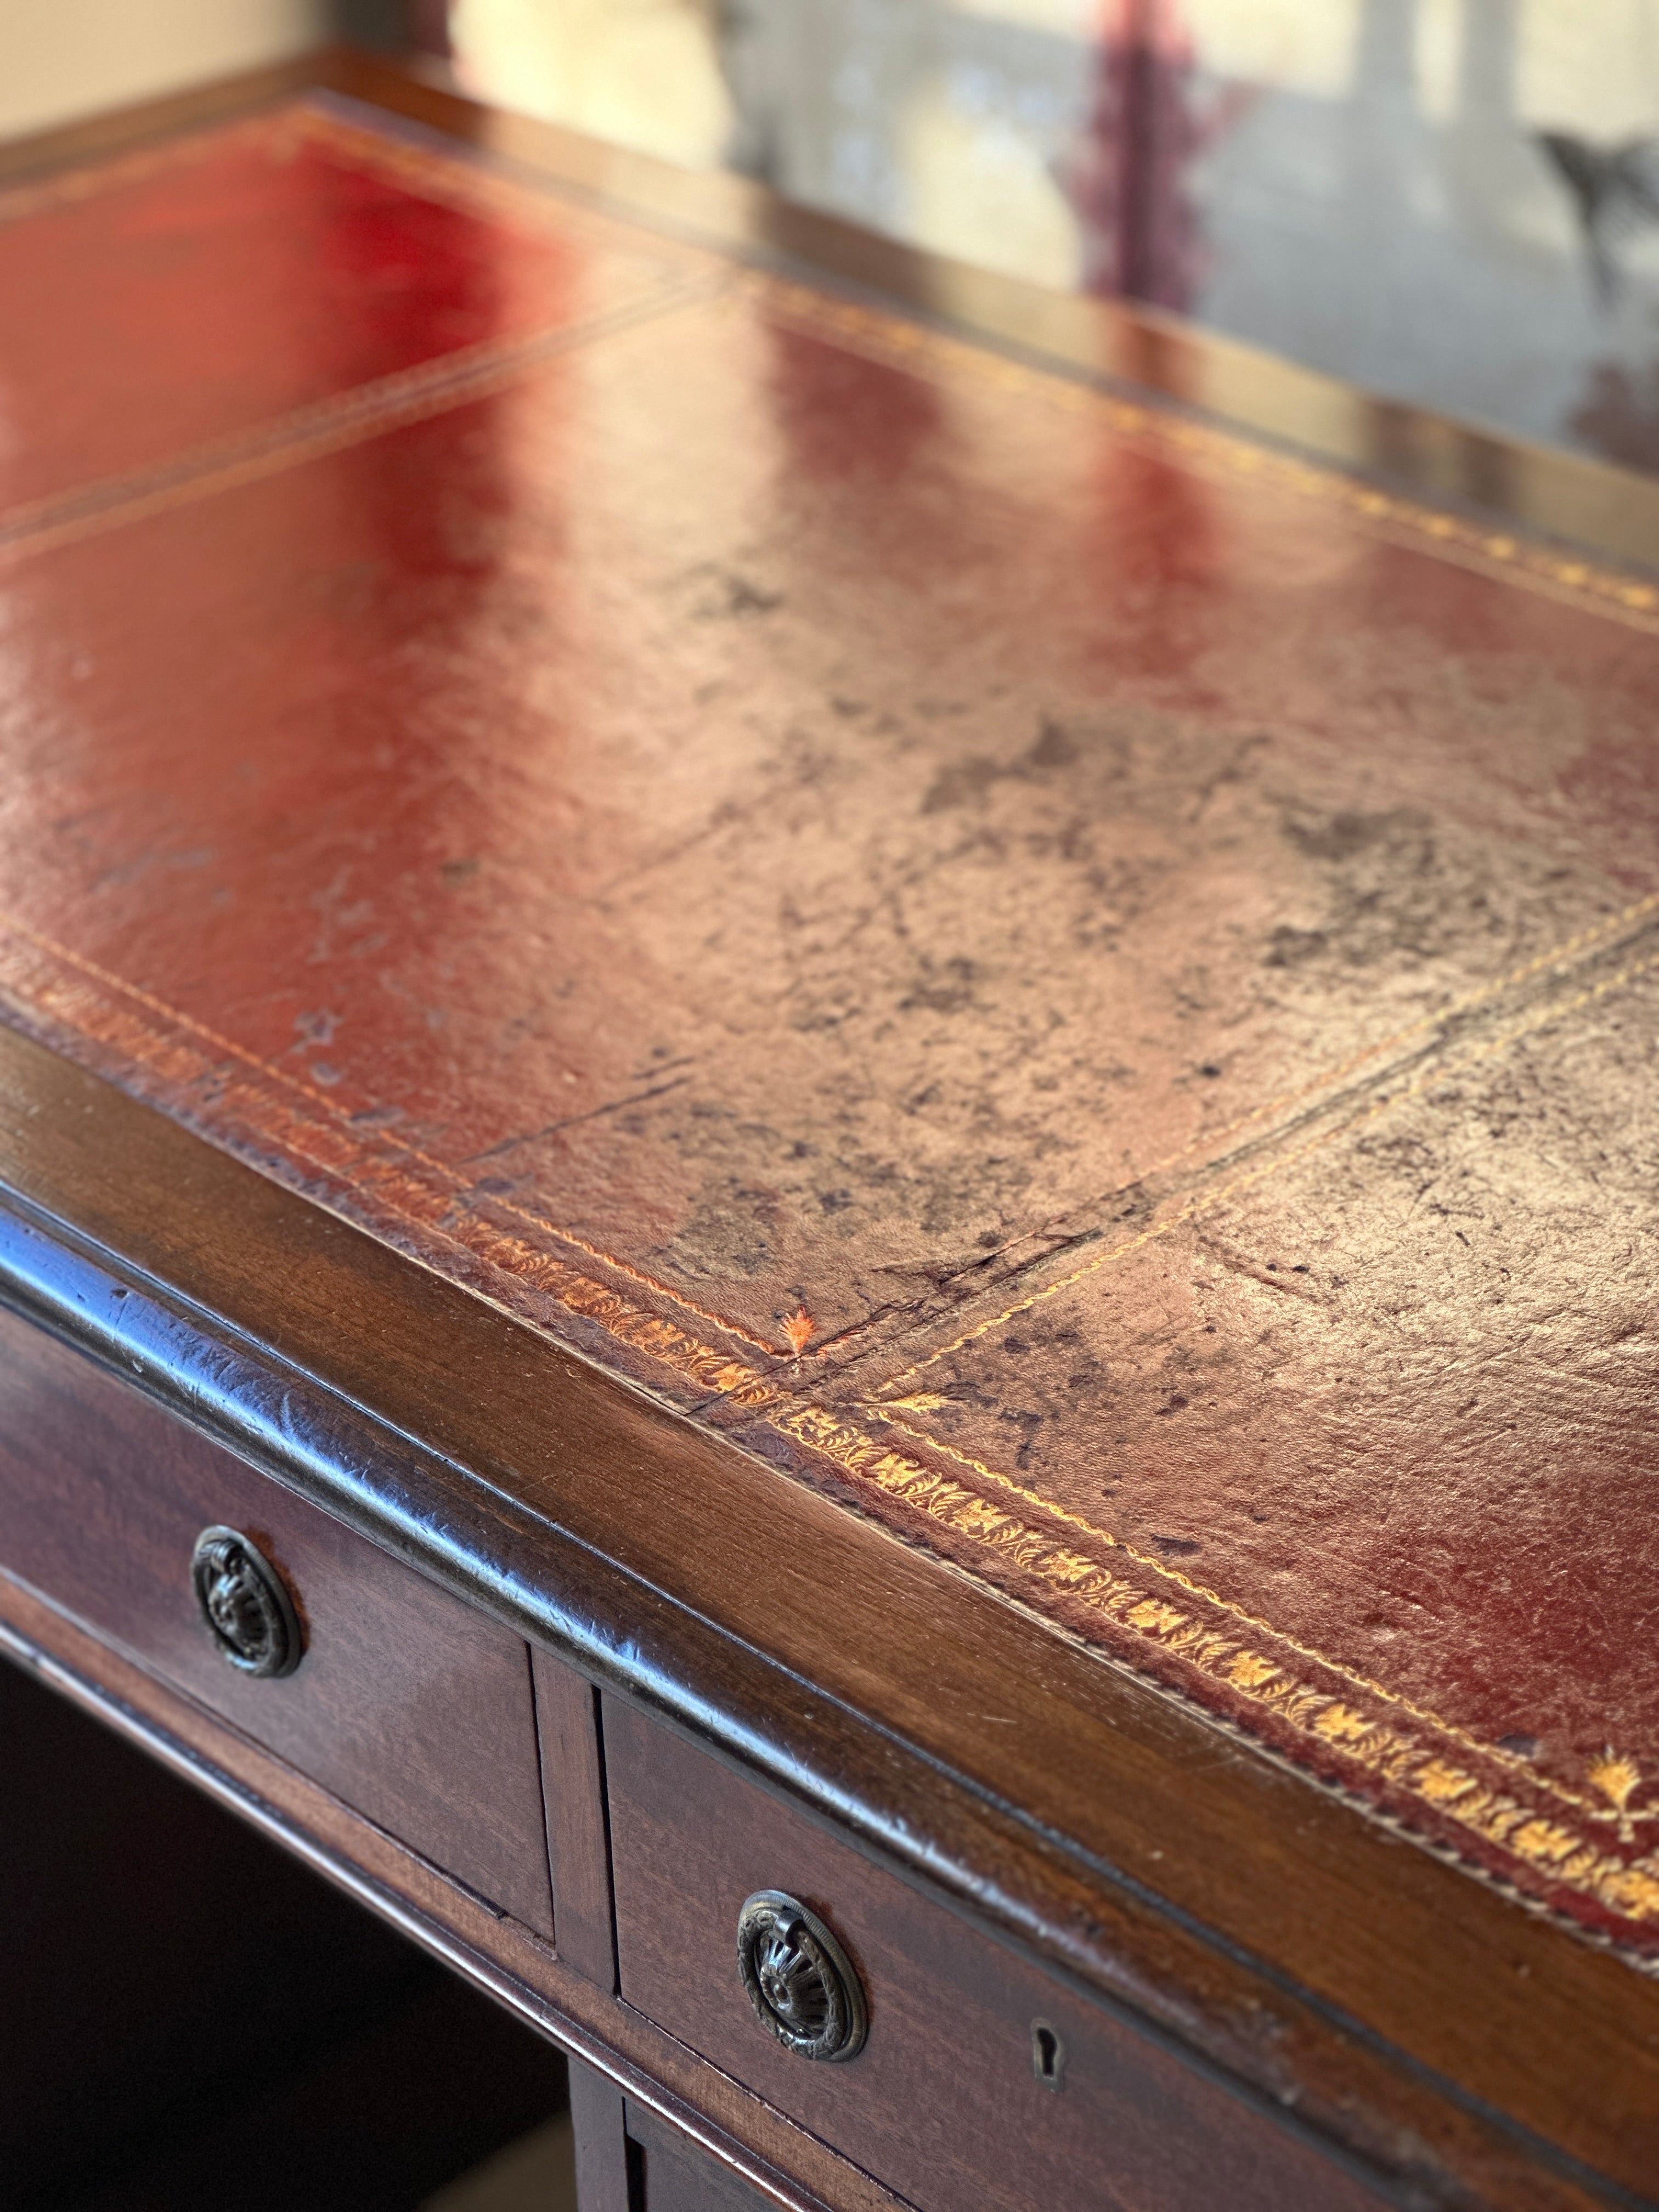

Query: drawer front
(0, 1304), (552, 1936)
(605, 1700), (1390, 2212)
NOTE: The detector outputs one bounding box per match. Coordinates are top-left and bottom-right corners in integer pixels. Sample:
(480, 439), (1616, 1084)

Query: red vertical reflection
(1066, 0), (1203, 311)
(1071, 431), (1229, 685)
(763, 321), (943, 487)
(409, 0), (453, 56)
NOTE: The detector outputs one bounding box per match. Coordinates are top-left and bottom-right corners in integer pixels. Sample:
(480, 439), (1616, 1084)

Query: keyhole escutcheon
(1031, 2018), (1065, 2091)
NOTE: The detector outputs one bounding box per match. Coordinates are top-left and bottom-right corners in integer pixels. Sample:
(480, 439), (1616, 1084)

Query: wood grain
(0, 54), (1657, 2209)
(535, 1647), (618, 1989)
(571, 2060), (635, 2212)
(0, 1566), (912, 2212)
(0, 1299), (552, 1935)
(604, 1697), (1393, 2212)
(628, 2102), (774, 2211)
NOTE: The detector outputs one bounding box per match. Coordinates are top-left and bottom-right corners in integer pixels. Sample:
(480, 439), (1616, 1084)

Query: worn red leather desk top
(6, 97), (1659, 1958)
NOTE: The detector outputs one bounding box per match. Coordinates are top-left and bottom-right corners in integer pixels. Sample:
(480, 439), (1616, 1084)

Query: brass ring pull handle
(190, 1525), (303, 1679)
(736, 1891), (867, 2062)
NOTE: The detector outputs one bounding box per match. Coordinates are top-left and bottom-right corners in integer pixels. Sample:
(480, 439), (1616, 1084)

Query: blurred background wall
(1, 1), (328, 136)
(0, 0), (403, 139)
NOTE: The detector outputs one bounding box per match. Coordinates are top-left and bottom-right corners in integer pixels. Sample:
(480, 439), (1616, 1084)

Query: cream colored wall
(0, 0), (330, 141)
(450, 0), (732, 170)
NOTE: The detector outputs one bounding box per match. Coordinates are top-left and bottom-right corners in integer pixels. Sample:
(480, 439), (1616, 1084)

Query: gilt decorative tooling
(4, 98), (1659, 1955)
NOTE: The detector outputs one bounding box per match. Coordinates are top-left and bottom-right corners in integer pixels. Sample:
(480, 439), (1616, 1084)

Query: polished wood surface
(0, 1567), (909, 2212)
(627, 2101), (772, 2211)
(534, 1648), (619, 1992)
(603, 1696), (1391, 2212)
(1, 50), (1658, 2212)
(0, 1299), (554, 1936)
(569, 2061), (634, 2212)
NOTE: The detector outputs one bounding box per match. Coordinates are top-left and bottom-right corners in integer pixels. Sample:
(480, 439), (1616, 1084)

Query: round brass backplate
(190, 1525), (303, 1678)
(736, 1891), (867, 2062)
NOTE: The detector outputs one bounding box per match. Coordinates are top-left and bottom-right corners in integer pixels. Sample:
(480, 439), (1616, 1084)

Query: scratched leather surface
(4, 100), (1659, 1950)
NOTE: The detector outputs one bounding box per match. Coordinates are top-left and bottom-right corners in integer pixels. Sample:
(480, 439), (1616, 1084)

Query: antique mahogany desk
(3, 48), (1659, 2212)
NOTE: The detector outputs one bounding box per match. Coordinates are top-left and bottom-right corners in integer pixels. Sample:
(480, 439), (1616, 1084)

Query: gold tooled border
(876, 891), (1659, 1399)
(1, 911), (1657, 1951)
(0, 289), (725, 567)
(752, 272), (1659, 637)
(4, 101), (1659, 1951)
(0, 98), (695, 258)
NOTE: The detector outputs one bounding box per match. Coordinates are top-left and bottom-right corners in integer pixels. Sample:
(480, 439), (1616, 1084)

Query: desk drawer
(0, 1304), (552, 1936)
(604, 1699), (1390, 2212)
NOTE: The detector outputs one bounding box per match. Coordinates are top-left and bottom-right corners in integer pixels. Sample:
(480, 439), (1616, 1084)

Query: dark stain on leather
(13, 104), (1659, 1932)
